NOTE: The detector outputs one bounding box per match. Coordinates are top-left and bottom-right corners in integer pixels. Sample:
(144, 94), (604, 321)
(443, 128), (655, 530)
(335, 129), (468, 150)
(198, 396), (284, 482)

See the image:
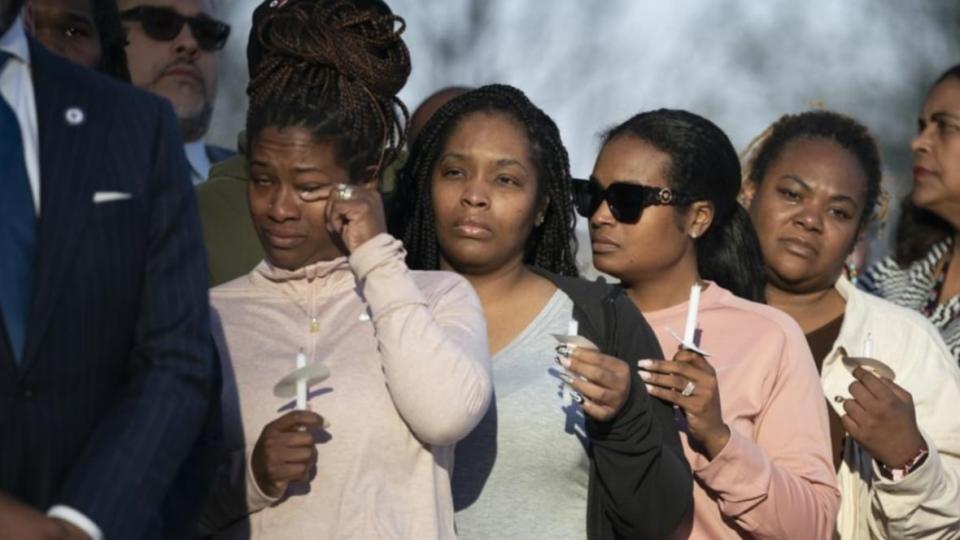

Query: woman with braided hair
(390, 84), (692, 539)
(201, 3), (492, 538)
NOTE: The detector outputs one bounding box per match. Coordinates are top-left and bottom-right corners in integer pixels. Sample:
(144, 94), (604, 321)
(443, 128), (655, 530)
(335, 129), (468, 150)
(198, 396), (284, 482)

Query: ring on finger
(681, 380), (696, 397)
(335, 184), (355, 200)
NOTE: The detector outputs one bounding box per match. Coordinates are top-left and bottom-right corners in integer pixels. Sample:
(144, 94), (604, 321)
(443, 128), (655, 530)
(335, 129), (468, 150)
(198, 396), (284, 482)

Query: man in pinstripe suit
(0, 1), (218, 537)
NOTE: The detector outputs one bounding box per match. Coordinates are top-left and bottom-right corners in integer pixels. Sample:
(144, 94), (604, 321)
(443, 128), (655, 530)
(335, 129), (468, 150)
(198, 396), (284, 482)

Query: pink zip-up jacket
(645, 282), (840, 539)
(200, 233), (492, 539)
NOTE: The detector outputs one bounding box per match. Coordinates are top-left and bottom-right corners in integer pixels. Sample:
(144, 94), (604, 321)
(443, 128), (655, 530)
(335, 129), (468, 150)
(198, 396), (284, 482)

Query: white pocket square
(93, 191), (132, 204)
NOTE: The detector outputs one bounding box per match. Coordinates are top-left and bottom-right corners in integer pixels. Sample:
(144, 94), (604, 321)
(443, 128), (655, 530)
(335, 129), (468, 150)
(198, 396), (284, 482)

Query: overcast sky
(207, 0), (959, 261)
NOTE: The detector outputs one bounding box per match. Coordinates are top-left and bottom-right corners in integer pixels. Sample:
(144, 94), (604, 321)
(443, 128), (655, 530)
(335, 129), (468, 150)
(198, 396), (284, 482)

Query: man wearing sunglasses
(119, 0), (232, 184)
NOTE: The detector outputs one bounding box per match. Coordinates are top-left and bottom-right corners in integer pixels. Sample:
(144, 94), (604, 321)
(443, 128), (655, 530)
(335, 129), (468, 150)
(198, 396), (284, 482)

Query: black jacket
(534, 269), (693, 540)
(0, 40), (220, 538)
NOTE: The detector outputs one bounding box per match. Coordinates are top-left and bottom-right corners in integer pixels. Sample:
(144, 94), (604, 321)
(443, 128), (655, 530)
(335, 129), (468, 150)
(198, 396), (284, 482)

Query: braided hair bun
(247, 0), (411, 181)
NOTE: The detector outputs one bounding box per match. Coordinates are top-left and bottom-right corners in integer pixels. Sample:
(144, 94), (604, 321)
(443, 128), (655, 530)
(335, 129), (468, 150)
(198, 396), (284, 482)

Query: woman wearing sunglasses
(742, 110), (960, 539)
(577, 108), (839, 538)
(200, 4), (492, 538)
(389, 84), (692, 540)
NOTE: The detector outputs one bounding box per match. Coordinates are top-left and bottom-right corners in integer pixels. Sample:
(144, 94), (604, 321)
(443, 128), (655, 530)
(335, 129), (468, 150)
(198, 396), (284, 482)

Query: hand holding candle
(638, 349), (730, 458)
(561, 345), (633, 422)
(255, 349), (332, 498)
(251, 410), (326, 498)
(840, 365), (924, 471)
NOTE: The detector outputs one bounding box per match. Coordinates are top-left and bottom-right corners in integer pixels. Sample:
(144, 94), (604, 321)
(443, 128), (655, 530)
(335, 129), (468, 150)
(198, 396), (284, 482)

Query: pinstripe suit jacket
(0, 39), (219, 538)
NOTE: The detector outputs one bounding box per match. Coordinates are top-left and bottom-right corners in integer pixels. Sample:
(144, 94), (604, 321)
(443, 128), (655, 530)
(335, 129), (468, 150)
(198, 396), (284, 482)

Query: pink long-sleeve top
(201, 233), (493, 539)
(643, 283), (839, 539)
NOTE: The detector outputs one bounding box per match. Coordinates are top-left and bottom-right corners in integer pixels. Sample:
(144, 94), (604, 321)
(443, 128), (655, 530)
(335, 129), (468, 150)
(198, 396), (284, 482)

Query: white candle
(296, 349), (307, 410)
(863, 333), (873, 358)
(682, 283), (701, 345)
(562, 320), (580, 407)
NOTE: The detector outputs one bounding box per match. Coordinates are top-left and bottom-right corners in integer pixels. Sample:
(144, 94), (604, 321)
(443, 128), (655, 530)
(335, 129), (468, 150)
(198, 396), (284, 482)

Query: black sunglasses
(120, 6), (231, 52)
(572, 178), (695, 223)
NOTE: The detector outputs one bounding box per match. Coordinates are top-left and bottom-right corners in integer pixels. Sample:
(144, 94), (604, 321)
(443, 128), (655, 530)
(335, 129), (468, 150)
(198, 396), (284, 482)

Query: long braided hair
(389, 84), (579, 276)
(246, 0), (410, 183)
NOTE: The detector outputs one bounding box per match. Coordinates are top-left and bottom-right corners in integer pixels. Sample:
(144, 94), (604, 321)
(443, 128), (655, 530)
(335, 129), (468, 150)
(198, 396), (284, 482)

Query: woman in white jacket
(742, 110), (960, 538)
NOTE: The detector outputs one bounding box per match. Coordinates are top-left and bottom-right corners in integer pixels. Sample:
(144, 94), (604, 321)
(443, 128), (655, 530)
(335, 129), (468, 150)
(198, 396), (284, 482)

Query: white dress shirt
(184, 139), (211, 185)
(0, 15), (40, 214)
(0, 17), (102, 540)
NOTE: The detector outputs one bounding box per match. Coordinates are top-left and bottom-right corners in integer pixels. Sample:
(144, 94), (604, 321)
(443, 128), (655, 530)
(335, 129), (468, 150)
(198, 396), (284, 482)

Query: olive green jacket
(197, 155), (263, 287)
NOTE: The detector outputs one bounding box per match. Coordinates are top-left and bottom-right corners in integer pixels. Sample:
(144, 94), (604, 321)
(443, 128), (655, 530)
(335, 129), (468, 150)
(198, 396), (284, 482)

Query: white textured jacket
(824, 276), (960, 539)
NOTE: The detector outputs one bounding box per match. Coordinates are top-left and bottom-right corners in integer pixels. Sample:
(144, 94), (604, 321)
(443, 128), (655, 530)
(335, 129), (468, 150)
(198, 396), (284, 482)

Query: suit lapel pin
(64, 107), (85, 126)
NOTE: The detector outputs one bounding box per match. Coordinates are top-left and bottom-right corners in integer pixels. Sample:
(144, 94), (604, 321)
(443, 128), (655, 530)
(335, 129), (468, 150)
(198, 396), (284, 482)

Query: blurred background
(207, 0), (960, 263)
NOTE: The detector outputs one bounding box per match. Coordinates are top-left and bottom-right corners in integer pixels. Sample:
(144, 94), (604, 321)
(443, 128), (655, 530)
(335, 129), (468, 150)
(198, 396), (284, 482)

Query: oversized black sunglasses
(120, 6), (231, 52)
(571, 178), (695, 223)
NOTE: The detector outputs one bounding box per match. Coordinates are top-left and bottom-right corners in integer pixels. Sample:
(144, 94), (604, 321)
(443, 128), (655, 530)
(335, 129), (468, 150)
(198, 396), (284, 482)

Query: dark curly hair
(388, 84), (578, 276)
(246, 0), (410, 183)
(891, 64), (960, 267)
(745, 110), (882, 230)
(604, 109), (766, 302)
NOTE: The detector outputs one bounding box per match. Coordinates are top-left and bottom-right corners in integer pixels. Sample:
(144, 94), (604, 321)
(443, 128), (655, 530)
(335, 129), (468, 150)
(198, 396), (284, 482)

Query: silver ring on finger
(336, 184), (355, 200)
(681, 380), (696, 397)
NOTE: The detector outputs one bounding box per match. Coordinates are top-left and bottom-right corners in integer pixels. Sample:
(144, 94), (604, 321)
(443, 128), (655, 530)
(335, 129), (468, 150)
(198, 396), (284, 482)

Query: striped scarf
(861, 238), (960, 362)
